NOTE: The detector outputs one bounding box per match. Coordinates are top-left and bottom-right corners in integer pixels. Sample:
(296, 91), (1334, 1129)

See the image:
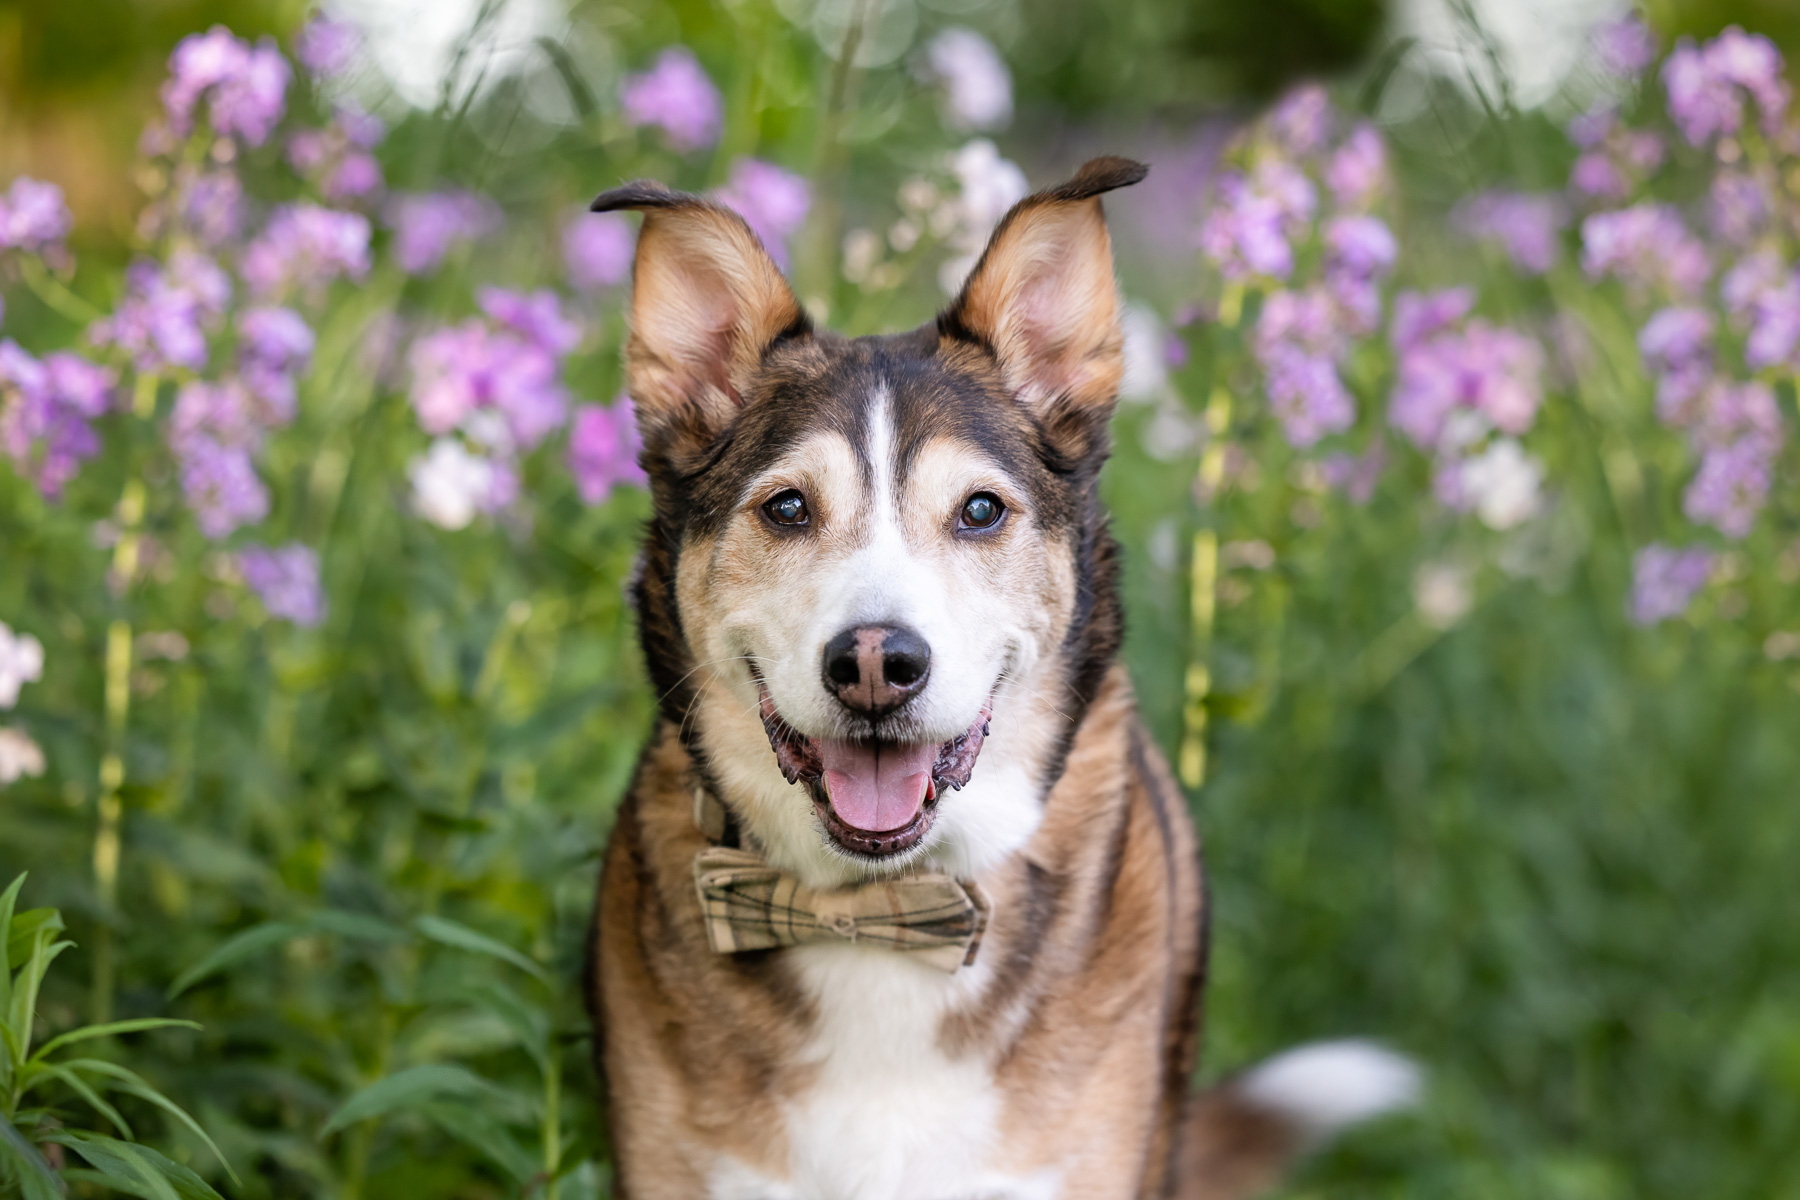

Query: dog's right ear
(591, 180), (809, 457)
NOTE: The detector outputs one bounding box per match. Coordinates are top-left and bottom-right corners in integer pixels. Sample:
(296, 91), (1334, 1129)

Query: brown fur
(586, 159), (1364, 1199)
(596, 668), (1201, 1196)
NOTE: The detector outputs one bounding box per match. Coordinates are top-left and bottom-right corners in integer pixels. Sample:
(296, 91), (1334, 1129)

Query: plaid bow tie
(690, 792), (991, 973)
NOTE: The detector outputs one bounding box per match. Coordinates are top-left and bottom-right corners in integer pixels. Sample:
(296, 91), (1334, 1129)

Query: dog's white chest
(706, 946), (1059, 1200)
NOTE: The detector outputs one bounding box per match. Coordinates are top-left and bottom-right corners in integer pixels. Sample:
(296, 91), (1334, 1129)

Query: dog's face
(597, 160), (1142, 886)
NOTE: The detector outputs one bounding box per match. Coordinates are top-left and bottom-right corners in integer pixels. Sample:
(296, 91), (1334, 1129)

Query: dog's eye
(959, 493), (1005, 532)
(764, 489), (810, 527)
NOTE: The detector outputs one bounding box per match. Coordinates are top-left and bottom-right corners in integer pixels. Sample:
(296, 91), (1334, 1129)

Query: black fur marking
(590, 178), (697, 212)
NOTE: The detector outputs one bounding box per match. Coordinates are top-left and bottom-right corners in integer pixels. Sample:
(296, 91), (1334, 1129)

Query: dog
(585, 157), (1416, 1200)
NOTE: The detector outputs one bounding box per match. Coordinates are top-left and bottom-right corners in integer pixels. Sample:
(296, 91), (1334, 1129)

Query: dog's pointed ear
(938, 157), (1146, 420)
(592, 180), (809, 454)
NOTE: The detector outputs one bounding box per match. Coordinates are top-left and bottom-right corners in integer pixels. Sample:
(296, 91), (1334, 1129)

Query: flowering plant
(4, 5), (1800, 1195)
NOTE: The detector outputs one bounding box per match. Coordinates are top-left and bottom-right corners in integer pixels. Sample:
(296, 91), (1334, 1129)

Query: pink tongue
(819, 739), (938, 832)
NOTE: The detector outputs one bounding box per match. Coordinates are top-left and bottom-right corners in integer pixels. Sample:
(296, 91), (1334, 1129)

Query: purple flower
(1565, 107), (1664, 201)
(1594, 13), (1659, 77)
(1745, 274), (1800, 370)
(0, 344), (113, 497)
(563, 212), (634, 291)
(477, 288), (581, 357)
(1662, 28), (1790, 146)
(178, 435), (269, 538)
(162, 27), (290, 147)
(1695, 379), (1781, 450)
(1722, 249), (1785, 318)
(288, 107), (385, 204)
(1708, 171), (1769, 244)
(238, 543), (326, 626)
(1325, 215), (1396, 278)
(384, 191), (499, 275)
(1567, 106), (1615, 149)
(296, 14), (358, 79)
(1629, 544), (1713, 624)
(568, 396), (647, 504)
(1684, 436), (1772, 538)
(1268, 84), (1333, 157)
(1200, 165), (1316, 282)
(408, 320), (567, 451)
(1580, 204), (1709, 299)
(1390, 319), (1543, 449)
(1256, 288), (1342, 359)
(242, 203), (372, 299)
(90, 252), (230, 372)
(923, 28), (1013, 132)
(238, 307), (314, 418)
(177, 168), (244, 245)
(1390, 288), (1474, 353)
(1263, 344), (1354, 448)
(1453, 191), (1568, 273)
(0, 177), (72, 253)
(716, 159), (811, 271)
(1570, 152), (1626, 200)
(171, 378), (262, 449)
(1325, 124), (1386, 211)
(1637, 307), (1714, 421)
(621, 48), (722, 152)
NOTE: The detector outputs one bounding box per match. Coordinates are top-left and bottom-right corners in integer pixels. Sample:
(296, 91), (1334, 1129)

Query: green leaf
(418, 1099), (540, 1183)
(41, 1129), (223, 1200)
(166, 921), (304, 997)
(320, 1063), (502, 1137)
(0, 871), (28, 1018)
(31, 1018), (201, 1063)
(25, 1060), (134, 1137)
(536, 35), (598, 119)
(168, 911), (413, 998)
(306, 910), (410, 943)
(466, 979), (550, 1071)
(6, 910), (67, 975)
(415, 915), (550, 985)
(0, 1116), (65, 1199)
(53, 1059), (237, 1184)
(9, 934), (73, 1064)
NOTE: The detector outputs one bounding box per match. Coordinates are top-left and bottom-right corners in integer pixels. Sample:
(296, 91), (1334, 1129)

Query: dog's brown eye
(959, 493), (1004, 531)
(764, 489), (809, 527)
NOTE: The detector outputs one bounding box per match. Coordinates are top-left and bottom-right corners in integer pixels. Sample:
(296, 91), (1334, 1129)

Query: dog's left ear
(938, 157), (1146, 424)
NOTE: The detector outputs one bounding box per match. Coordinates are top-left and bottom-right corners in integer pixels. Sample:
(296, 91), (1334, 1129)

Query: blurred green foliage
(3, 0), (1800, 1198)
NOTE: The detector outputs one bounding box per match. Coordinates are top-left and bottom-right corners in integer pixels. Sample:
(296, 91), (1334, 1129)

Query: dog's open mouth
(756, 682), (991, 858)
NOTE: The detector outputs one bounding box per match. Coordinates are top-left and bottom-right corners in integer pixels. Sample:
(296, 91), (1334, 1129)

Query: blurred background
(4, 0), (1800, 1196)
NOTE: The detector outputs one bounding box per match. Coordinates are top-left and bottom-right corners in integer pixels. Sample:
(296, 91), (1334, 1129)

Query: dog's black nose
(822, 625), (931, 714)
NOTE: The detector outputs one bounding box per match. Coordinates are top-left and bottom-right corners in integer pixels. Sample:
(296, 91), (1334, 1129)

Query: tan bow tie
(690, 791), (991, 973)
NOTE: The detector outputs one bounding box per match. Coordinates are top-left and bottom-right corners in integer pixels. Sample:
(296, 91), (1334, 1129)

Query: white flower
(1413, 562), (1473, 629)
(0, 726), (45, 785)
(1119, 303), (1168, 403)
(1459, 438), (1543, 530)
(939, 139), (1029, 294)
(409, 438), (497, 530)
(0, 621), (44, 709)
(924, 28), (1013, 132)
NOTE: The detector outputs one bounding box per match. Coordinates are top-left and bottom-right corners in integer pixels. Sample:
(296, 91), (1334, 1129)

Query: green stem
(18, 256), (102, 324)
(541, 1054), (561, 1200)
(1177, 283), (1244, 789)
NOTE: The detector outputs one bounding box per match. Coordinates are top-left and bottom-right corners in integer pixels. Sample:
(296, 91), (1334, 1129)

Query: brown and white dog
(586, 158), (1416, 1200)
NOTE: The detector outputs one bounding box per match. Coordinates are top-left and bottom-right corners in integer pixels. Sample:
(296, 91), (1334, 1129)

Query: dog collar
(690, 788), (991, 973)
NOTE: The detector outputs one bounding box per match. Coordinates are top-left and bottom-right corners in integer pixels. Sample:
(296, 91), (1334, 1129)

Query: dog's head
(597, 158), (1143, 886)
